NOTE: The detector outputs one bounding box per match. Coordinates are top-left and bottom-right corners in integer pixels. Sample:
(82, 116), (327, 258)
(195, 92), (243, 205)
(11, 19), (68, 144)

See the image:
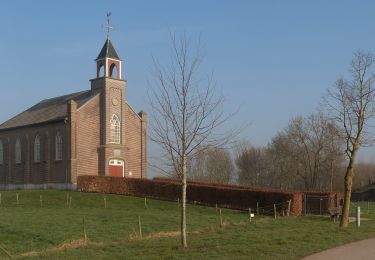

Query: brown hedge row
(154, 177), (300, 193)
(77, 176), (304, 216)
(152, 177), (342, 212)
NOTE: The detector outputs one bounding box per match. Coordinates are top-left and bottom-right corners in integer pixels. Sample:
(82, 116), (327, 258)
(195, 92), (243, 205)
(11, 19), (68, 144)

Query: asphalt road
(301, 238), (375, 260)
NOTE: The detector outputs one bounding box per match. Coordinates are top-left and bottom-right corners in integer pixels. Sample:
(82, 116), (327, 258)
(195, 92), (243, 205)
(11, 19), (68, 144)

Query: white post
(356, 206), (361, 227)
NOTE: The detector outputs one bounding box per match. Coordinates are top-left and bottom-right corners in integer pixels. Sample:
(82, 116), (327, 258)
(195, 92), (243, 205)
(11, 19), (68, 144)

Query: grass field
(0, 190), (373, 259)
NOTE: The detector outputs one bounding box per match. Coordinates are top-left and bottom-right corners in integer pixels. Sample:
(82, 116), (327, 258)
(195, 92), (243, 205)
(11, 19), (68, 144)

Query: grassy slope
(0, 190), (373, 259)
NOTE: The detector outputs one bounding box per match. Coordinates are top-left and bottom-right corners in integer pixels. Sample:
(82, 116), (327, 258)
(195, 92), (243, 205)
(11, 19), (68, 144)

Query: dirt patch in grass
(129, 230), (201, 241)
(256, 217), (270, 224)
(21, 239), (96, 257)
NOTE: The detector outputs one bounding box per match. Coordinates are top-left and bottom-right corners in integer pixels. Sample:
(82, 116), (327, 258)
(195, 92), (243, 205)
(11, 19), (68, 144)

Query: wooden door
(108, 159), (124, 177)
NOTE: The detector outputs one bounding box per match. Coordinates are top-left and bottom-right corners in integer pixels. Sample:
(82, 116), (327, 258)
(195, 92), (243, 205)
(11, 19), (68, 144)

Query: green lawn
(0, 190), (373, 259)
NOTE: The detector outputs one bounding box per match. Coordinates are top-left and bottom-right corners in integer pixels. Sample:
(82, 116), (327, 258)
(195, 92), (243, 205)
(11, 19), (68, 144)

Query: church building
(0, 37), (147, 189)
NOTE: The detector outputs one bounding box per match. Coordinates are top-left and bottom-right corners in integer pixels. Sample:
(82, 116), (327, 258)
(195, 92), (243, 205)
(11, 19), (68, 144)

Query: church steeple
(96, 39), (120, 60)
(95, 39), (122, 79)
(95, 13), (122, 80)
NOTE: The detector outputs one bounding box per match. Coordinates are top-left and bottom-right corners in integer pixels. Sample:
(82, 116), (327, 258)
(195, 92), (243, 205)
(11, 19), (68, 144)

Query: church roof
(0, 90), (96, 130)
(96, 39), (121, 60)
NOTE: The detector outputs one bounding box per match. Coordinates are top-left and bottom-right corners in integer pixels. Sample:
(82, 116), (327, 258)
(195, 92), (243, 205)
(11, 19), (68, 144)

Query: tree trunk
(330, 161), (333, 192)
(181, 155), (188, 247)
(340, 151), (356, 228)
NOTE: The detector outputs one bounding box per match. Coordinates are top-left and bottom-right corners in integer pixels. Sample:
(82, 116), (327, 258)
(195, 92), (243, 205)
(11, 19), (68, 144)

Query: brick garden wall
(78, 175), (305, 216)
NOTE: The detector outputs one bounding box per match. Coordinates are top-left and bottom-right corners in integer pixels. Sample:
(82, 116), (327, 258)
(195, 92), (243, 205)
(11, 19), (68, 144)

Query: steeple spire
(94, 12), (122, 79)
(96, 39), (120, 60)
(95, 12), (121, 79)
(103, 12), (113, 39)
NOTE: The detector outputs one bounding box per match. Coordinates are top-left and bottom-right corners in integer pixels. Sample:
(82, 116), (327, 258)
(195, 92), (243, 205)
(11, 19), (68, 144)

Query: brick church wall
(91, 77), (128, 177)
(124, 104), (147, 178)
(75, 95), (100, 179)
(0, 121), (68, 187)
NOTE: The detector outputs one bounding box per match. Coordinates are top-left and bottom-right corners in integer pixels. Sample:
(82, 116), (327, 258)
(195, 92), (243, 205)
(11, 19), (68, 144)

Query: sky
(1, 1), (375, 163)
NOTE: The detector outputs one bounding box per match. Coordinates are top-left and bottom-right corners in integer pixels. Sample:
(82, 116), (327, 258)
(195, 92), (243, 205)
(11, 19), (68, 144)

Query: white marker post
(356, 206), (361, 227)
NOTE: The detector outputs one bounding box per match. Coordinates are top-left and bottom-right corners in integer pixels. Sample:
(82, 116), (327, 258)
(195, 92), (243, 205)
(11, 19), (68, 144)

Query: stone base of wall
(0, 183), (77, 190)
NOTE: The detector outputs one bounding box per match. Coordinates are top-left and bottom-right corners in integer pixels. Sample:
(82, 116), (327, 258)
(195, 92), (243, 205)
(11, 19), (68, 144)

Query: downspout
(140, 118), (143, 178)
(64, 117), (69, 190)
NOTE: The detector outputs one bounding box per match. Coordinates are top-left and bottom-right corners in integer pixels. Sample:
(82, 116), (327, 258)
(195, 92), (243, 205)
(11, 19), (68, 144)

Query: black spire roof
(96, 39), (121, 60)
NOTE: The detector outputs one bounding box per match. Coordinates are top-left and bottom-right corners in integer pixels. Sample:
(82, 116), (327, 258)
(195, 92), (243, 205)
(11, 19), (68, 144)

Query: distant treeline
(187, 112), (375, 192)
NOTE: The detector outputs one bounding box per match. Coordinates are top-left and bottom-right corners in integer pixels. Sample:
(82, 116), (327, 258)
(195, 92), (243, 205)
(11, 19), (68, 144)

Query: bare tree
(323, 121), (343, 192)
(188, 147), (234, 184)
(353, 162), (375, 189)
(285, 113), (343, 191)
(150, 33), (234, 247)
(241, 113), (343, 191)
(326, 51), (375, 227)
(235, 143), (268, 186)
(267, 133), (301, 189)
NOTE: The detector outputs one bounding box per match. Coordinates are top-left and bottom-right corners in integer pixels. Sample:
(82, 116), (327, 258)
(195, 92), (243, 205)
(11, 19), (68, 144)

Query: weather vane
(103, 12), (113, 39)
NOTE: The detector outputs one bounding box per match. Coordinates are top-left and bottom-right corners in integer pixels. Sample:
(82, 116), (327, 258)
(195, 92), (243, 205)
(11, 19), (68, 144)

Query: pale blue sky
(1, 1), (375, 161)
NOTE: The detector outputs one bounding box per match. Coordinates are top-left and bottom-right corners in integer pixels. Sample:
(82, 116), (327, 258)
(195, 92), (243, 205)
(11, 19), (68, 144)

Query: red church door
(109, 159), (124, 177)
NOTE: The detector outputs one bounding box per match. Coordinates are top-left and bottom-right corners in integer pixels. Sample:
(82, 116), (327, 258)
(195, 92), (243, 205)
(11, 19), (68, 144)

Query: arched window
(55, 133), (63, 160)
(15, 138), (21, 164)
(110, 114), (121, 144)
(0, 140), (3, 165)
(34, 135), (41, 162)
(109, 63), (118, 78)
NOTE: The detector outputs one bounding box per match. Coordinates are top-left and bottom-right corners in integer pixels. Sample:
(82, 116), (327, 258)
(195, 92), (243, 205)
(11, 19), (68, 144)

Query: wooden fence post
(144, 197), (147, 208)
(274, 204), (277, 219)
(138, 216), (143, 240)
(40, 195), (43, 207)
(83, 217), (87, 242)
(256, 202), (259, 215)
(287, 200), (291, 217)
(248, 208), (252, 222)
(319, 198), (322, 215)
(219, 208), (223, 227)
(16, 193), (19, 205)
